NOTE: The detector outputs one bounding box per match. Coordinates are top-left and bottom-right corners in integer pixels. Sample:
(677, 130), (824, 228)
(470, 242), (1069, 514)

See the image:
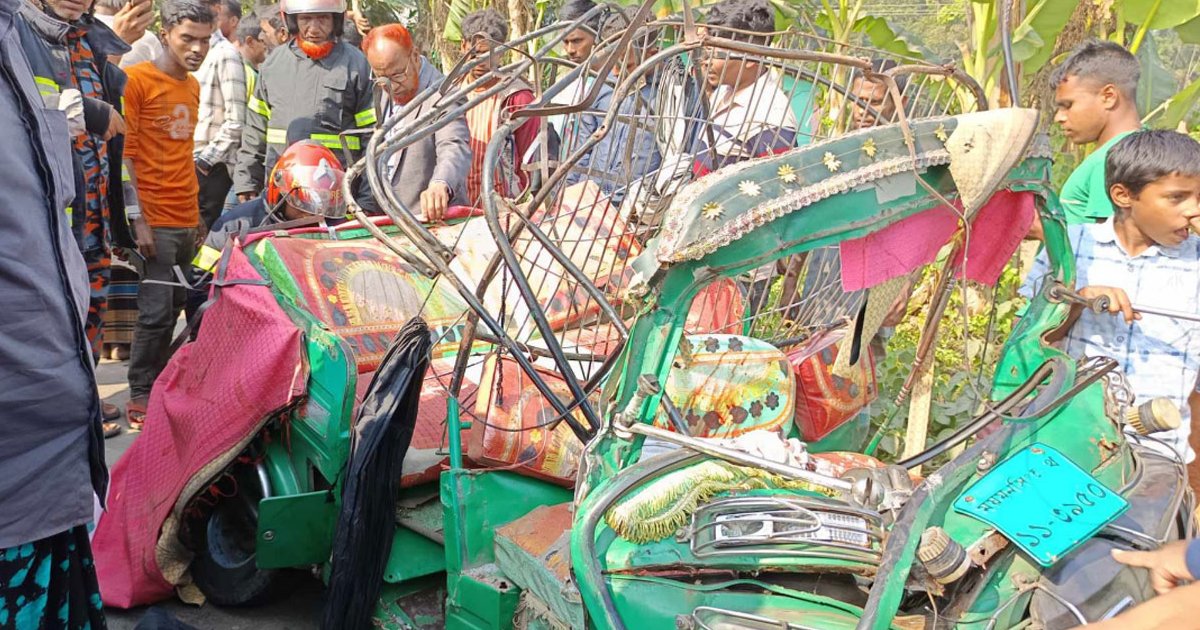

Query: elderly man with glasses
(363, 22), (469, 221)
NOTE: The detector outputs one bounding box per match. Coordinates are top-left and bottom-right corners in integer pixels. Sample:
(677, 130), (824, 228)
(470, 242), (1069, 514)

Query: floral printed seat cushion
(655, 334), (795, 439)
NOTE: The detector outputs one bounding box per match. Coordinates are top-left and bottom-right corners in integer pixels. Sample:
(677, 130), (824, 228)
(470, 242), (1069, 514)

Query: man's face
(296, 13), (333, 45)
(163, 19), (213, 72)
(214, 2), (239, 39)
(1115, 173), (1200, 249)
(1054, 75), (1112, 145)
(241, 34), (268, 66)
(849, 77), (895, 129)
(282, 201), (308, 221)
(43, 0), (90, 22)
(260, 17), (286, 50)
(461, 39), (495, 82)
(563, 27), (595, 64)
(368, 39), (420, 104)
(702, 50), (757, 91)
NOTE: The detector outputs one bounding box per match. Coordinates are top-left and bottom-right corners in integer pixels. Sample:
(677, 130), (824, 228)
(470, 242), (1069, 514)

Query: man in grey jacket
(363, 23), (470, 221)
(0, 0), (107, 622)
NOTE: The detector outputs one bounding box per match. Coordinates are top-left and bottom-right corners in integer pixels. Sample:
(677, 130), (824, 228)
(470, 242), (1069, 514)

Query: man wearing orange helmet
(196, 139), (346, 272)
(231, 0), (373, 202)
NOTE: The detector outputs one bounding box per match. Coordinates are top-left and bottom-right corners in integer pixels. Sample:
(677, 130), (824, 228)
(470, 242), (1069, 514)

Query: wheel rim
(205, 483), (261, 571)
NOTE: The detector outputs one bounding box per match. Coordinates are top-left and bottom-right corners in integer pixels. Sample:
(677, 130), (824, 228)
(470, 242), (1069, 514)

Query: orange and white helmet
(266, 141), (347, 219)
(280, 0), (346, 14)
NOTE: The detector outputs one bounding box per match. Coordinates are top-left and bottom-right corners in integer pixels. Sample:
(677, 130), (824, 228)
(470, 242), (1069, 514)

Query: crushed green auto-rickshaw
(94, 2), (1195, 628)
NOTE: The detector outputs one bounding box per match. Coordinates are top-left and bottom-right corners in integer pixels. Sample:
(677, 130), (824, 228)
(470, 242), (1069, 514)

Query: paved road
(96, 354), (323, 630)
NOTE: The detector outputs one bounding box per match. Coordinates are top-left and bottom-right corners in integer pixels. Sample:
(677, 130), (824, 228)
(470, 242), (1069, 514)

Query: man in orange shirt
(122, 0), (213, 427)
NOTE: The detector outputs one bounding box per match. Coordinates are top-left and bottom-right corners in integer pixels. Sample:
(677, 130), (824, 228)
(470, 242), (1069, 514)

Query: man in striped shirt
(458, 9), (538, 207)
(193, 0), (245, 227)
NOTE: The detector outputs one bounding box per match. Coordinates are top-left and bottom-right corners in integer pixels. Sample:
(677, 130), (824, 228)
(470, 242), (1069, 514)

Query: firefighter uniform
(232, 39), (375, 196)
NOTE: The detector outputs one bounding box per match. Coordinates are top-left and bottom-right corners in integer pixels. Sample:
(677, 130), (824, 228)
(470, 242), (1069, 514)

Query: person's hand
(238, 192), (255, 203)
(420, 181), (450, 223)
(104, 109), (126, 141)
(111, 0), (153, 45)
(1079, 285), (1140, 324)
(1113, 541), (1195, 596)
(346, 9), (371, 34)
(133, 215), (156, 260)
(195, 159), (211, 177)
(194, 224), (209, 249)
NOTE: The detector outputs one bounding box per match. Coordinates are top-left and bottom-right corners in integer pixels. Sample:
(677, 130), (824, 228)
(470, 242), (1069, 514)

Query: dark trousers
(128, 226), (197, 401)
(197, 163), (233, 229)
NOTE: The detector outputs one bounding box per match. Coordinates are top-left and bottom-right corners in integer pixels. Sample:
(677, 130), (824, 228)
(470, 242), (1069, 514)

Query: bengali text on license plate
(953, 443), (1128, 567)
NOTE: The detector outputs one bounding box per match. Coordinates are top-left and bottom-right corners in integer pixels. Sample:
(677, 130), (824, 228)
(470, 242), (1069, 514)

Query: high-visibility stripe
(310, 134), (360, 151)
(119, 96), (124, 115)
(354, 108), (376, 127)
(266, 128), (287, 144)
(121, 163), (132, 182)
(33, 76), (59, 98)
(248, 95), (271, 118)
(65, 205), (72, 226)
(244, 64), (256, 103)
(193, 245), (222, 272)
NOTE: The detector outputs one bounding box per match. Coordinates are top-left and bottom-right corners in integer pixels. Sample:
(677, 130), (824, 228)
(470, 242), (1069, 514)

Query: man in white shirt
(92, 0), (161, 68)
(193, 0), (246, 227)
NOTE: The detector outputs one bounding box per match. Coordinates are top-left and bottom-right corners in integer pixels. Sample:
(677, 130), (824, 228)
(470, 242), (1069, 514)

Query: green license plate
(953, 443), (1128, 567)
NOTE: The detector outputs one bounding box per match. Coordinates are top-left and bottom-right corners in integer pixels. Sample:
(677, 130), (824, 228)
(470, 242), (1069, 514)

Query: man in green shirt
(1052, 40), (1143, 224)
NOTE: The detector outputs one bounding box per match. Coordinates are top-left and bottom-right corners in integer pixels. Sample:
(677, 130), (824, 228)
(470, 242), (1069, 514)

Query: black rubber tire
(190, 464), (288, 606)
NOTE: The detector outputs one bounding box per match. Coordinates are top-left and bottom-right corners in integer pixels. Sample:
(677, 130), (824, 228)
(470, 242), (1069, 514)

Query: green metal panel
(610, 575), (875, 629)
(384, 527), (447, 584)
(256, 491), (337, 568)
(444, 571), (521, 630)
(440, 470), (573, 572)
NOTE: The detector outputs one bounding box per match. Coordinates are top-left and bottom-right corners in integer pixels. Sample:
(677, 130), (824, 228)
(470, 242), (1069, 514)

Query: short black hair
(219, 0), (242, 19)
(1106, 130), (1200, 202)
(462, 8), (508, 43)
(558, 0), (600, 34)
(1051, 40), (1140, 102)
(706, 0), (775, 43)
(162, 0), (216, 29)
(855, 58), (909, 93)
(236, 12), (263, 40)
(595, 6), (658, 57)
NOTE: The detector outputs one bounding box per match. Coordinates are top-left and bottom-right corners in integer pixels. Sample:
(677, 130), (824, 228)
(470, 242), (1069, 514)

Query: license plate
(953, 443), (1128, 567)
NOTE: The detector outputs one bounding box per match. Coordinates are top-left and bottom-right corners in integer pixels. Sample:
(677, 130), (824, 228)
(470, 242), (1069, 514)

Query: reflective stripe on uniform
(121, 163), (132, 182)
(248, 95), (271, 118)
(65, 205), (72, 226)
(266, 128), (287, 144)
(354, 108), (376, 127)
(193, 244), (222, 272)
(244, 63), (256, 103)
(310, 133), (360, 151)
(33, 76), (59, 98)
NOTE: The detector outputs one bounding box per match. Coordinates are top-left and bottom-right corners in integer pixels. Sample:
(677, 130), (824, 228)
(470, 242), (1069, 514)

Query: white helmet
(281, 0), (346, 15)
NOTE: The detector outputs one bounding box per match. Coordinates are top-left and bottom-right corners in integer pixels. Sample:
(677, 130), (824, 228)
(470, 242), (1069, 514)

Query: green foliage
(869, 260), (1028, 462)
(1124, 0), (1200, 31)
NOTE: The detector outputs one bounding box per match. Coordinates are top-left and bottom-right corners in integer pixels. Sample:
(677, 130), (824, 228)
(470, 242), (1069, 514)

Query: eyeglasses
(373, 63), (414, 87)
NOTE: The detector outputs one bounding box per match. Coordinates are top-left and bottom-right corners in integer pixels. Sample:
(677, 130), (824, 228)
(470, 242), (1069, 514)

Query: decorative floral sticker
(777, 163), (798, 183)
(822, 151), (842, 172)
(701, 201), (724, 221)
(862, 137), (878, 159)
(738, 180), (762, 197)
(935, 123), (948, 143)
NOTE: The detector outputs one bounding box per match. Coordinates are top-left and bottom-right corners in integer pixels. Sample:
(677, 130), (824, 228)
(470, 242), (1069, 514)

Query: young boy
(1022, 130), (1200, 463)
(1052, 40), (1143, 224)
(123, 0), (214, 428)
